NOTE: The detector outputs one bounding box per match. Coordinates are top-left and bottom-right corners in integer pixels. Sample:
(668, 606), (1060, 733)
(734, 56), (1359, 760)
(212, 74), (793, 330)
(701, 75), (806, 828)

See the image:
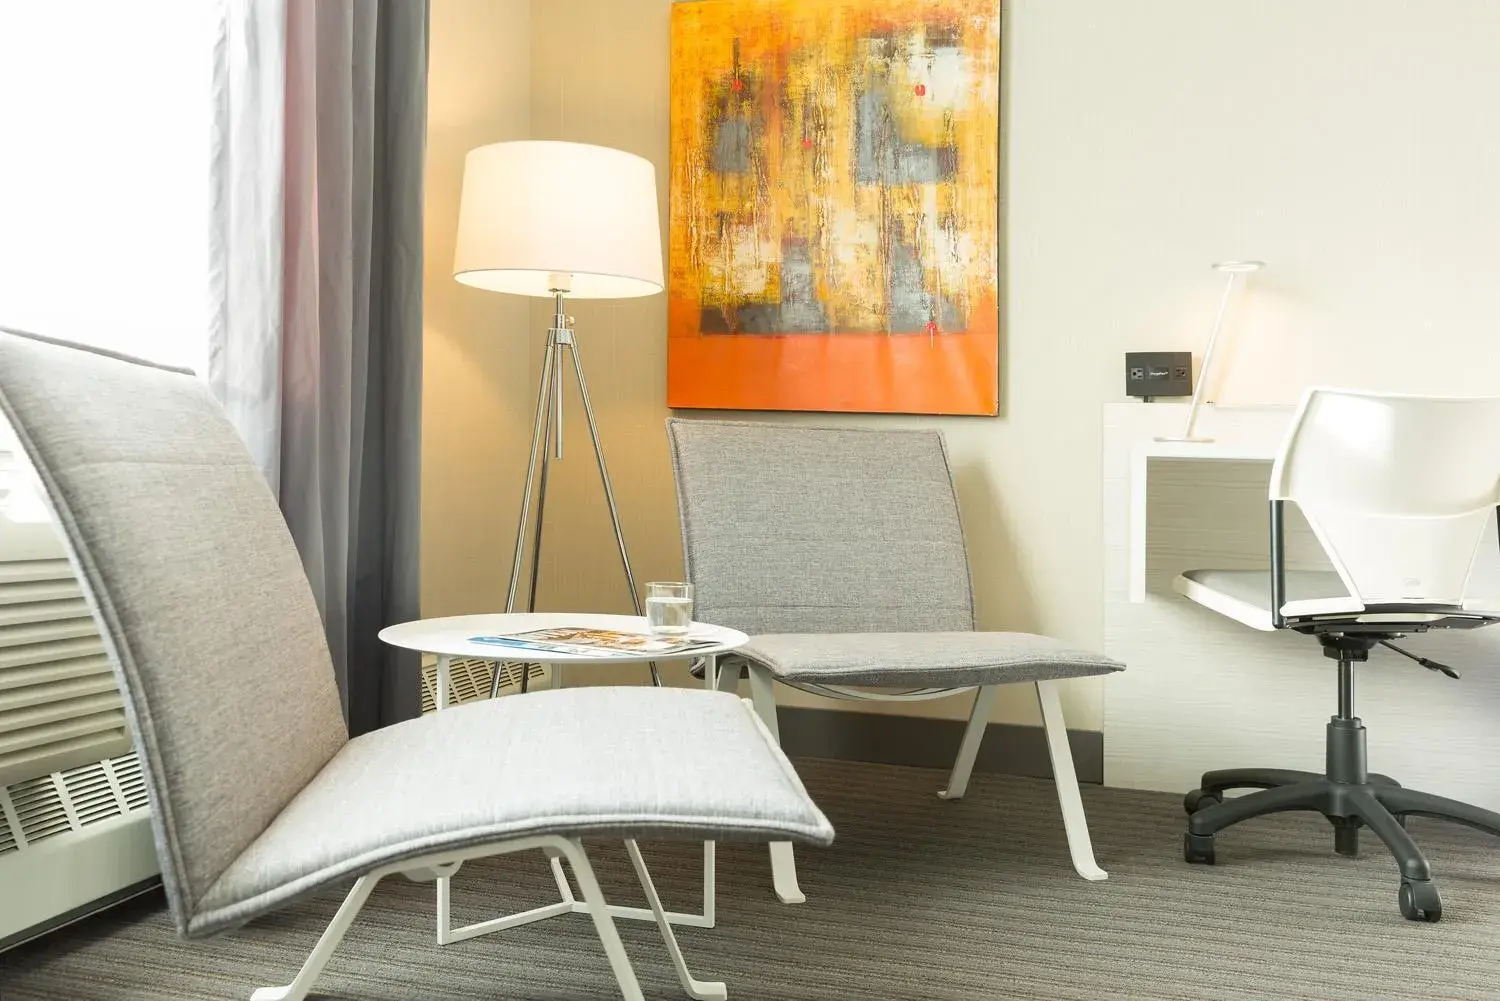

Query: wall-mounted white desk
(1102, 401), (1500, 811)
(1124, 407), (1292, 603)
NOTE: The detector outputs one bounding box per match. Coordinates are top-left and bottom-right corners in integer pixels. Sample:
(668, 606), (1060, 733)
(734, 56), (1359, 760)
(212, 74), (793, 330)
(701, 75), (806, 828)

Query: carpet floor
(3, 757), (1499, 1000)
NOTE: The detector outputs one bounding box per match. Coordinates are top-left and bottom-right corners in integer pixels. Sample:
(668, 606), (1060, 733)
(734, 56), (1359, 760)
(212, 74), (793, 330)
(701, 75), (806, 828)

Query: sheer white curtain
(0, 1), (216, 371)
(210, 0), (429, 732)
(1, 0), (427, 733)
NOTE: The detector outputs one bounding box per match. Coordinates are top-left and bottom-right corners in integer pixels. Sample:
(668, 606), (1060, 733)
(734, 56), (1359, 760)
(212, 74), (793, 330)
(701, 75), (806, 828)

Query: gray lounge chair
(0, 329), (833, 1001)
(667, 418), (1122, 904)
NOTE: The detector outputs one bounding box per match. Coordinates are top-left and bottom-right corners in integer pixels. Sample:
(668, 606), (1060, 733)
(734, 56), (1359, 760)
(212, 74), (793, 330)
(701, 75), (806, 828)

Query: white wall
(1018, 0), (1500, 407)
(427, 0), (1500, 733)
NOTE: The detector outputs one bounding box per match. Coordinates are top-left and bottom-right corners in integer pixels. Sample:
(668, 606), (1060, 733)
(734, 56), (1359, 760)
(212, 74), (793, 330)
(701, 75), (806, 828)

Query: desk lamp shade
(453, 140), (664, 299)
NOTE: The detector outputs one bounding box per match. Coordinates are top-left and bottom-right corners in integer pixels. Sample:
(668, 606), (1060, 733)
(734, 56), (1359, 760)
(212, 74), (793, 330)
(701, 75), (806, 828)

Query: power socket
(1126, 351), (1192, 399)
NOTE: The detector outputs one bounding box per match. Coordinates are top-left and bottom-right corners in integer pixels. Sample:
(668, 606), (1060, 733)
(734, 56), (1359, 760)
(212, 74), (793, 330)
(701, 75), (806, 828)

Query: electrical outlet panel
(1126, 351), (1192, 399)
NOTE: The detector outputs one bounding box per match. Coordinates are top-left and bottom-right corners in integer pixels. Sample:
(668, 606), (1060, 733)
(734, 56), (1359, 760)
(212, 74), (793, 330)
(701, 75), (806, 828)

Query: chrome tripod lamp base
(498, 288), (659, 693)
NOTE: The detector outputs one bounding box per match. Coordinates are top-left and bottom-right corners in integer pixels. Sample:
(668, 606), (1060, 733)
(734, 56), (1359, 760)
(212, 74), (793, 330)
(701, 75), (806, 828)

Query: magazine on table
(466, 626), (720, 658)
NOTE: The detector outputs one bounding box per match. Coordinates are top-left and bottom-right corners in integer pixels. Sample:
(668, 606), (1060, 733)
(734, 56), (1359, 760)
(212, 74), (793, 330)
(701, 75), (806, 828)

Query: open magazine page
(466, 626), (720, 658)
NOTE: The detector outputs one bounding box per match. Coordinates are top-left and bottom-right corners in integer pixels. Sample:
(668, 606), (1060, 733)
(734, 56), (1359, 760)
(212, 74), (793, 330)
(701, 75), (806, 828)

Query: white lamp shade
(453, 140), (664, 299)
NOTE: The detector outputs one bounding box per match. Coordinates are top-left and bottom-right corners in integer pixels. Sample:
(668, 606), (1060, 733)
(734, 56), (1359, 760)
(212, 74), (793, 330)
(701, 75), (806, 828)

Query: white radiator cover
(0, 440), (131, 788)
(0, 752), (158, 948)
(0, 656), (546, 948)
(4, 403), (542, 946)
(0, 558), (131, 787)
(420, 656), (550, 713)
(0, 436), (159, 949)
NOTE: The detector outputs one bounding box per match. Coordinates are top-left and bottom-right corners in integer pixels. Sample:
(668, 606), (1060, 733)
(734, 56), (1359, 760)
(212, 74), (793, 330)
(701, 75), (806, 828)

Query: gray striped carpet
(4, 757), (1499, 1000)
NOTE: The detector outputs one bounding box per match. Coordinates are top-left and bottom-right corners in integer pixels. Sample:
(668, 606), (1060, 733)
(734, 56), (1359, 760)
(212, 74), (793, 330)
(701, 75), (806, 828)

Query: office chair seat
(1177, 569), (1500, 632)
(1175, 569), (1359, 630)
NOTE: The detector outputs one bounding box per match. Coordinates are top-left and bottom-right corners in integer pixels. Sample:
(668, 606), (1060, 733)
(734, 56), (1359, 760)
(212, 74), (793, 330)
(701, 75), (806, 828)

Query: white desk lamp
(453, 140), (665, 690)
(1157, 260), (1265, 444)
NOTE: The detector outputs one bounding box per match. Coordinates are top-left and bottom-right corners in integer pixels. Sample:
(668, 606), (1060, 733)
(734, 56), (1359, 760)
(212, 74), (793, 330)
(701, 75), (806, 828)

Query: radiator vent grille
(114, 752), (148, 811)
(10, 774), (70, 845)
(0, 752), (149, 855)
(63, 762), (120, 827)
(420, 658), (547, 714)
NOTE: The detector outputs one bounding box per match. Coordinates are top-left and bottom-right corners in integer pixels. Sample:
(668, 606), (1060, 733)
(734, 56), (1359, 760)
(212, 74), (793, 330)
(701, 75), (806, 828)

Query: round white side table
(379, 611), (749, 936)
(380, 611), (747, 701)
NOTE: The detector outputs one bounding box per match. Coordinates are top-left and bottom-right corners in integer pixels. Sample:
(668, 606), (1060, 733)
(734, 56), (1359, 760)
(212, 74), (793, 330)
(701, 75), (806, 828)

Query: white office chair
(1175, 387), (1500, 923)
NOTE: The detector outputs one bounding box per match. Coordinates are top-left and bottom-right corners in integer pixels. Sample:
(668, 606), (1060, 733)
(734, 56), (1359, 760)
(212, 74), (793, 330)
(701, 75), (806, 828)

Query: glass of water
(645, 581), (694, 636)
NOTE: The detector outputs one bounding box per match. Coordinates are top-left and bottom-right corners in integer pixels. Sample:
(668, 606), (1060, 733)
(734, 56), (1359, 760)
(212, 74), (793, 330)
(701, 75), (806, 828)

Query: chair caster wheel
(1333, 823), (1360, 857)
(1184, 831), (1216, 865)
(1399, 878), (1442, 922)
(1184, 789), (1222, 814)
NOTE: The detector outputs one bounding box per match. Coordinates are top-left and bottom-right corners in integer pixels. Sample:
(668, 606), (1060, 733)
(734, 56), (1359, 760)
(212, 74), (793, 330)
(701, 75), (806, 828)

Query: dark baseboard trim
(0, 877), (162, 954)
(777, 706), (1104, 784)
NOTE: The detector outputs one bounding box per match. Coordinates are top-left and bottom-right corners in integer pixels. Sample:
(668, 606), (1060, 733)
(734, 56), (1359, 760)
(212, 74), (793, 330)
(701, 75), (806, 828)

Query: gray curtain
(210, 0), (427, 735)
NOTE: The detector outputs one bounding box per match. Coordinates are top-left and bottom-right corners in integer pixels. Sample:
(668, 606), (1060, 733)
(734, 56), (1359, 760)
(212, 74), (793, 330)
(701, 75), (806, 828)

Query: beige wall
(427, 0), (1500, 731)
(422, 0), (532, 618)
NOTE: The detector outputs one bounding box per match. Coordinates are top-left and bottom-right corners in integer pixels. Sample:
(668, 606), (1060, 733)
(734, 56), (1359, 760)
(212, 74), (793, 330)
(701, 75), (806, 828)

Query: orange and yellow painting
(668, 0), (1002, 415)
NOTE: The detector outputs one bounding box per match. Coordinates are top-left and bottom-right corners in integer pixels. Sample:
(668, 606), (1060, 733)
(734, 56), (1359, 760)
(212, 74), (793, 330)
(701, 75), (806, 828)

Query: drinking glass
(645, 581), (694, 636)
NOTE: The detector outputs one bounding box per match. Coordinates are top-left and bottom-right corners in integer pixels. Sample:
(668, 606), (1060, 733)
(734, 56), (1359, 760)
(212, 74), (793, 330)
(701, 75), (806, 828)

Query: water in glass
(646, 596), (693, 636)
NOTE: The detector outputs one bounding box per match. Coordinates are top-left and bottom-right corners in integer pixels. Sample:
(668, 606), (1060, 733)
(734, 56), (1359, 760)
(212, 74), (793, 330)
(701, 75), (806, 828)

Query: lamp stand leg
(526, 368), (557, 617)
(564, 333), (661, 686)
(493, 328), (559, 699)
(503, 328), (558, 615)
(513, 367), (558, 696)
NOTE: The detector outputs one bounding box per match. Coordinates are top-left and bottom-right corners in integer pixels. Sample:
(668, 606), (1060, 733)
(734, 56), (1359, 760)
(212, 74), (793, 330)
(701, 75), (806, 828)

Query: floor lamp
(453, 140), (665, 692)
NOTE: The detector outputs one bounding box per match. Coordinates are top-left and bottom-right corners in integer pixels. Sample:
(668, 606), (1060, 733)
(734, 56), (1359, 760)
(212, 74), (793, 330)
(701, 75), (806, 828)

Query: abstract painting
(668, 0), (1002, 415)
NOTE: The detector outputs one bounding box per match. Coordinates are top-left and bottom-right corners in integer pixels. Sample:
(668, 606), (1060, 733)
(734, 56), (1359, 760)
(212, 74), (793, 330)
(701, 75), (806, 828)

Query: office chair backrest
(0, 329), (348, 935)
(667, 419), (976, 635)
(1271, 387), (1500, 608)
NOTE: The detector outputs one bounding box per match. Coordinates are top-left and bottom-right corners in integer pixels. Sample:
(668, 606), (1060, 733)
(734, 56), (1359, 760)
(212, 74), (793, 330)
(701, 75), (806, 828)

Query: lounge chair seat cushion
(195, 686), (832, 935)
(737, 632), (1124, 688)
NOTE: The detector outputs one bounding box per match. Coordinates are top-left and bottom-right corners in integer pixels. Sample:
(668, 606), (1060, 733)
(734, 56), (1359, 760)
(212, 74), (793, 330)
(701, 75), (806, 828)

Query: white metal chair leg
(401, 861), (457, 883)
(401, 663), (455, 882)
(696, 655), (737, 926)
(550, 852), (577, 904)
(625, 840), (728, 1001)
(1035, 680), (1108, 881)
(747, 664), (806, 904)
(250, 875), (380, 1001)
(559, 838), (648, 1001)
(939, 684), (997, 800)
(712, 658), (741, 694)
